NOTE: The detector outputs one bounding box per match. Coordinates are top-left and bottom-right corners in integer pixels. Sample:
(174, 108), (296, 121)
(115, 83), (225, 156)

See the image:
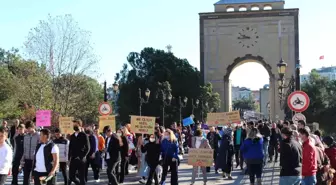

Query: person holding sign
(160, 129), (179, 185)
(141, 134), (161, 185)
(190, 129), (211, 185)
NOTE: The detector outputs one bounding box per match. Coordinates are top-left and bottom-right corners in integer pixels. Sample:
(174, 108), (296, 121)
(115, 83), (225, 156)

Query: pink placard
(36, 110), (52, 126)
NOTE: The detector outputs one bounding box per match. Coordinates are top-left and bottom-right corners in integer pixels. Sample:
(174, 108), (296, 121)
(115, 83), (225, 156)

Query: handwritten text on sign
(36, 110), (52, 126)
(99, 116), (116, 133)
(188, 148), (214, 167)
(59, 117), (74, 135)
(207, 111), (241, 126)
(130, 116), (155, 135)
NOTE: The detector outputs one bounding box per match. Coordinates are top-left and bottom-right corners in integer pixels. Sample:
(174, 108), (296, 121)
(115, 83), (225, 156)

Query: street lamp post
(191, 98), (200, 115)
(160, 91), (172, 126)
(139, 88), (150, 116)
(111, 83), (120, 114)
(277, 59), (295, 116)
(201, 101), (208, 122)
(179, 96), (188, 123)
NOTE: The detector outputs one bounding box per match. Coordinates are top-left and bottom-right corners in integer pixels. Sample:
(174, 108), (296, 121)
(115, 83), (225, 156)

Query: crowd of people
(0, 118), (336, 185)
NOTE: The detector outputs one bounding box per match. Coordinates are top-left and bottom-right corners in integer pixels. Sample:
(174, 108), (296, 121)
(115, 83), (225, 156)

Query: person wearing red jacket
(298, 128), (317, 185)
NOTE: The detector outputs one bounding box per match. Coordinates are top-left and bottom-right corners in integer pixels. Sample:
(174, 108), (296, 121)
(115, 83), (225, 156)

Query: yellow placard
(130, 115), (155, 135)
(99, 116), (116, 133)
(207, 111), (241, 126)
(59, 117), (74, 135)
(188, 148), (214, 167)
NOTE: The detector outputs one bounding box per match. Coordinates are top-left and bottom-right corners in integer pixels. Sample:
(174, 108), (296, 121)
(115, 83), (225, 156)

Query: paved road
(5, 156), (280, 185)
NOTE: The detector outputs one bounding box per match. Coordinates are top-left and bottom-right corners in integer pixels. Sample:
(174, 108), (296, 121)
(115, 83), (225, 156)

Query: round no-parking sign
(287, 91), (310, 112)
(98, 102), (112, 116)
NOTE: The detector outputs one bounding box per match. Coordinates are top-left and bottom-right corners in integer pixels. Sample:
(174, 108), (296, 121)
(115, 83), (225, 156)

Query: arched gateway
(199, 0), (300, 120)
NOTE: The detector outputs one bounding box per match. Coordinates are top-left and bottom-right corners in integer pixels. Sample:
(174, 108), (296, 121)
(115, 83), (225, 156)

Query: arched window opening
(226, 7), (234, 12)
(251, 6), (260, 11)
(264, 5), (272, 10)
(239, 6), (247, 11)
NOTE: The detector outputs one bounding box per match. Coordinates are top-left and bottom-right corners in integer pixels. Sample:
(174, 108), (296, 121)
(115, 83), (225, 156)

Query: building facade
(301, 66), (336, 84)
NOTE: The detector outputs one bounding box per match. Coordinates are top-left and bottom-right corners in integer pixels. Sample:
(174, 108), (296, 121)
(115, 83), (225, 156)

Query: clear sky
(0, 0), (335, 90)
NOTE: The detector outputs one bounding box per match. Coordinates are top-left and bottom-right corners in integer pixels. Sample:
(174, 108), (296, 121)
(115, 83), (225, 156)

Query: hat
(323, 136), (334, 147)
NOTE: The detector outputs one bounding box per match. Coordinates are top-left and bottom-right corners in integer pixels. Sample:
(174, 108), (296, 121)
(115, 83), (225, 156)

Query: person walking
(240, 127), (264, 185)
(257, 121), (271, 167)
(138, 135), (150, 184)
(0, 127), (13, 185)
(216, 128), (234, 180)
(68, 120), (90, 185)
(23, 121), (40, 185)
(106, 127), (123, 185)
(160, 129), (179, 185)
(32, 129), (59, 185)
(53, 128), (69, 185)
(279, 127), (302, 185)
(323, 136), (336, 185)
(299, 127), (318, 185)
(11, 124), (25, 185)
(206, 126), (221, 173)
(84, 128), (97, 183)
(93, 127), (105, 182)
(191, 129), (211, 185)
(141, 134), (161, 185)
(269, 123), (280, 163)
(233, 125), (247, 170)
(116, 128), (128, 184)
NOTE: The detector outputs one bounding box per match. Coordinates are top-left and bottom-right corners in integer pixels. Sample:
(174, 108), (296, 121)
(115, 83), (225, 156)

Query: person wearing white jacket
(0, 127), (13, 185)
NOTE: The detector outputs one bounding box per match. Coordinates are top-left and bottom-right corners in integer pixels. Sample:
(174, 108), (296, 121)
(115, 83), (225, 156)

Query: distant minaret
(166, 45), (172, 53)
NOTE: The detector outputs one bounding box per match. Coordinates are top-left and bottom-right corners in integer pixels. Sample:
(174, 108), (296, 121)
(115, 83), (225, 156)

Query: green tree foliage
(301, 70), (336, 133)
(115, 47), (221, 126)
(0, 47), (102, 123)
(232, 95), (256, 111)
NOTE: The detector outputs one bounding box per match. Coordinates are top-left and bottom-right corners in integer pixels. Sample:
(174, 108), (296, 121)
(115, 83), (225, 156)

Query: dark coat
(206, 131), (221, 150)
(216, 135), (234, 173)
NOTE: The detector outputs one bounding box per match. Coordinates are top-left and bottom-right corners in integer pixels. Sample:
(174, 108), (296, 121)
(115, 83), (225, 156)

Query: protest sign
(207, 111), (241, 126)
(59, 117), (74, 135)
(36, 110), (52, 127)
(188, 148), (214, 167)
(183, 116), (194, 126)
(99, 116), (116, 133)
(130, 116), (155, 135)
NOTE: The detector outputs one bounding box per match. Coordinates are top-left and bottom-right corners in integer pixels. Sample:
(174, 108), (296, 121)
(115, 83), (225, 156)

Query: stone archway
(222, 54), (277, 120)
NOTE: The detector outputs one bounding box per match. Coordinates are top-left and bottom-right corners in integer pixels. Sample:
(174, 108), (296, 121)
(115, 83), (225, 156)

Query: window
(226, 6), (234, 12)
(251, 6), (260, 11)
(263, 5), (272, 10)
(239, 6), (247, 11)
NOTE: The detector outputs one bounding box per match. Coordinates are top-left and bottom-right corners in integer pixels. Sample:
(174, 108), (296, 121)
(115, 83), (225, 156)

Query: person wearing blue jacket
(240, 127), (264, 185)
(160, 129), (179, 185)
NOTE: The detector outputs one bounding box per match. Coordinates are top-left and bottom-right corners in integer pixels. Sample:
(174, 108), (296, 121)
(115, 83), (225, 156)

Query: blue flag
(183, 117), (194, 126)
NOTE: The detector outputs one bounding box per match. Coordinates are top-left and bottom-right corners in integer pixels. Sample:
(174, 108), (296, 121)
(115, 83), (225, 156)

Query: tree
(24, 14), (98, 116)
(115, 47), (221, 126)
(232, 95), (256, 111)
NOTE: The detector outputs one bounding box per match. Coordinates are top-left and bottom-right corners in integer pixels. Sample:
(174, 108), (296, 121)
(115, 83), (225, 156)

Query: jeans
(146, 164), (159, 185)
(302, 176), (317, 185)
(85, 157), (100, 181)
(161, 157), (178, 185)
(116, 157), (127, 183)
(11, 158), (21, 185)
(234, 145), (244, 169)
(106, 159), (119, 185)
(191, 166), (207, 184)
(268, 143), (279, 161)
(69, 158), (86, 185)
(263, 141), (269, 165)
(33, 171), (56, 185)
(58, 162), (69, 185)
(247, 163), (263, 183)
(23, 159), (33, 185)
(279, 176), (301, 185)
